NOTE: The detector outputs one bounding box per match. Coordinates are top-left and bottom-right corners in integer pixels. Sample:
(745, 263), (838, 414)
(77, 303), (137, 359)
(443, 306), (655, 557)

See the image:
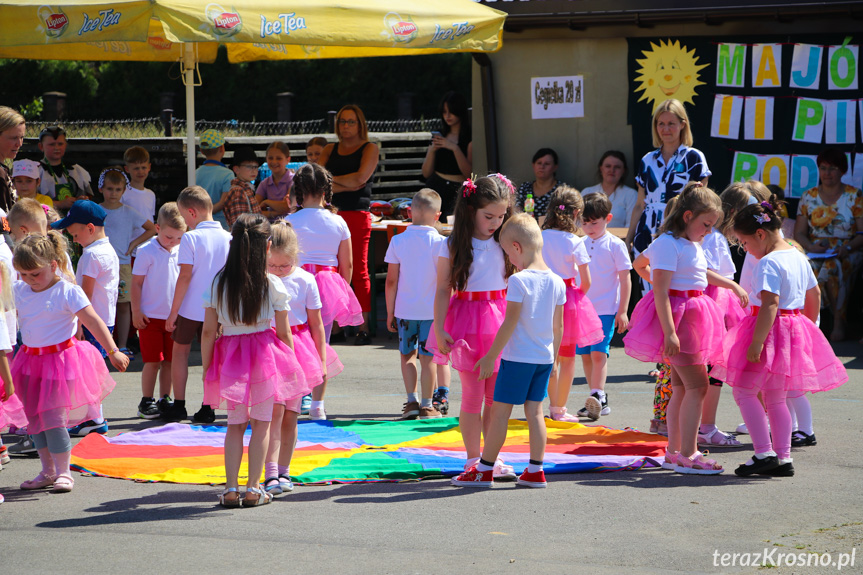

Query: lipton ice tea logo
(206, 4), (242, 37)
(383, 12), (417, 43)
(39, 5), (69, 38)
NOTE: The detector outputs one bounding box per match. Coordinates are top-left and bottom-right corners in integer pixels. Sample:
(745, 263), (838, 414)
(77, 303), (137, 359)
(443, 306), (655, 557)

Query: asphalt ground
(1, 330), (861, 575)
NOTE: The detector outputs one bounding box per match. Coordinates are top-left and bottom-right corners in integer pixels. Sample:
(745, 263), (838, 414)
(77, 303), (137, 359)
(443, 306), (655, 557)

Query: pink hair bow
(462, 178), (477, 197)
(493, 173), (515, 195)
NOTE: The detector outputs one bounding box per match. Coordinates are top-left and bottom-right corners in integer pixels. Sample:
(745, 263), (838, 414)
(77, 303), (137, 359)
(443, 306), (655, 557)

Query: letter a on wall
(753, 44), (782, 88)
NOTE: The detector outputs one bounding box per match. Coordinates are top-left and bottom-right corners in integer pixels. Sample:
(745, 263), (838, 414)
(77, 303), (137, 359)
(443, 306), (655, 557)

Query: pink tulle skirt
(291, 325), (344, 386)
(623, 290), (726, 366)
(204, 329), (312, 411)
(560, 285), (605, 357)
(705, 284), (748, 330)
(0, 392), (27, 431)
(427, 296), (507, 373)
(310, 269), (363, 327)
(11, 341), (116, 434)
(711, 314), (848, 392)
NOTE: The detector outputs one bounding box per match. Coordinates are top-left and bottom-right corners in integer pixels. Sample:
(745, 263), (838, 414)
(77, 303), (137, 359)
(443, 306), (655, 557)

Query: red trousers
(338, 210), (372, 313)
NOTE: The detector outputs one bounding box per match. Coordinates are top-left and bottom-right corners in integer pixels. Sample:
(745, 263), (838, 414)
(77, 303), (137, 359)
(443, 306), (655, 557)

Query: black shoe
(7, 436), (38, 456)
(329, 331), (347, 343)
(164, 403), (187, 423)
(137, 398), (160, 420)
(735, 455), (779, 477)
(791, 431), (817, 447)
(192, 404), (216, 424)
(354, 331), (373, 346)
(758, 462), (795, 477)
(432, 389), (449, 415)
(157, 394), (174, 417)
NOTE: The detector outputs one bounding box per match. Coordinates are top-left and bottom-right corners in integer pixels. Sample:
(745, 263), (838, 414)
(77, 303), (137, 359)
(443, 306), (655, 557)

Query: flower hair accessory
(462, 178), (477, 197)
(754, 213), (771, 224)
(558, 205), (565, 210)
(98, 167), (130, 190)
(41, 204), (50, 215)
(493, 173), (516, 195)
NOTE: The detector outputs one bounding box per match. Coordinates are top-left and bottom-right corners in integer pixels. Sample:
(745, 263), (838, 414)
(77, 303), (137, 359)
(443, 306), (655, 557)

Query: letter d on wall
(791, 156), (819, 197)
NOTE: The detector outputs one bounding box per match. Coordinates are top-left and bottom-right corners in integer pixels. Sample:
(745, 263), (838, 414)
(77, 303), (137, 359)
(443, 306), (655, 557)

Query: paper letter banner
(711, 94), (743, 139)
(717, 43), (746, 87)
(790, 44), (823, 89)
(828, 41), (858, 90)
(744, 97), (774, 140)
(753, 44), (782, 88)
(759, 155), (790, 191)
(731, 151), (759, 182)
(793, 99), (826, 143)
(843, 153), (863, 190)
(791, 155), (819, 197)
(824, 100), (857, 144)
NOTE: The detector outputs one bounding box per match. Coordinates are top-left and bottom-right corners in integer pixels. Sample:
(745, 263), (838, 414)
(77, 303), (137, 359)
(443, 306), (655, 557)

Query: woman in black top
(0, 106), (25, 213)
(319, 104), (380, 345)
(515, 148), (565, 224)
(421, 92), (472, 217)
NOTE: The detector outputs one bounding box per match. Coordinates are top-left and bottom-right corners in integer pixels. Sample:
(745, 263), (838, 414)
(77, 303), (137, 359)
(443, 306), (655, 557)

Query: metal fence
(24, 117), (443, 139)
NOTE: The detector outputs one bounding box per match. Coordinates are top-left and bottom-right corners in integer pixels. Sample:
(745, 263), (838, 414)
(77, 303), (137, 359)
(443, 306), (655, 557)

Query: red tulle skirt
(559, 285), (604, 357)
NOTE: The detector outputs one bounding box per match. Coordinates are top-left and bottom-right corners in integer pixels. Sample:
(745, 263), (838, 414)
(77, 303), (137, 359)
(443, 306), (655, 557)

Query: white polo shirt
(76, 237), (119, 326)
(385, 225), (445, 320)
(582, 231), (633, 316)
(132, 237), (180, 320)
(177, 220), (231, 322)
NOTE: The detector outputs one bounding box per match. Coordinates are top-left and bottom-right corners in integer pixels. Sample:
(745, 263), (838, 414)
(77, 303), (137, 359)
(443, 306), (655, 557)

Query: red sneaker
(516, 469), (547, 488)
(451, 465), (493, 487)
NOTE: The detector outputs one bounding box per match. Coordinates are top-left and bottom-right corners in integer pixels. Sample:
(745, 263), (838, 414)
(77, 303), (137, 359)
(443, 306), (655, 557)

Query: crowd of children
(0, 131), (852, 505)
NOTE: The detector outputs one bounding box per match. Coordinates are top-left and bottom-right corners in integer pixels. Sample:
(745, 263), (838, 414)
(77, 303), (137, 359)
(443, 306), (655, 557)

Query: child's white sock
(310, 400), (324, 410)
(420, 398), (432, 408)
(476, 459), (494, 472)
(787, 395), (813, 435)
(527, 461), (543, 473)
(592, 389), (606, 401)
(406, 392), (419, 404)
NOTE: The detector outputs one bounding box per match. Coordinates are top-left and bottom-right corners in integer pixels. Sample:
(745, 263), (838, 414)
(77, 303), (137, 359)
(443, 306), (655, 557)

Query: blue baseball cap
(51, 200), (107, 229)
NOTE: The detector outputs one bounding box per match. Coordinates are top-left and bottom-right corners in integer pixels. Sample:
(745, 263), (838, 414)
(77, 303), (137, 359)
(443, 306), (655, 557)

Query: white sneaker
(309, 407), (327, 421)
(735, 423), (748, 434)
(492, 459), (517, 480)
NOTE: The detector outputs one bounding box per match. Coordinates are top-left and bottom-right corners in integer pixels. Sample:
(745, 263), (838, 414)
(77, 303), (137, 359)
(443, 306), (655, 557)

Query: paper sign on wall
(824, 100), (857, 144)
(792, 99), (826, 143)
(531, 75), (584, 119)
(827, 41), (858, 90)
(790, 44), (823, 89)
(710, 94), (743, 139)
(744, 97), (774, 140)
(752, 44), (782, 88)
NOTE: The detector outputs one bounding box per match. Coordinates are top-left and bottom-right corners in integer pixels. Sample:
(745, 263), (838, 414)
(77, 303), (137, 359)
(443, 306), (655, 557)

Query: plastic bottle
(524, 192), (535, 216)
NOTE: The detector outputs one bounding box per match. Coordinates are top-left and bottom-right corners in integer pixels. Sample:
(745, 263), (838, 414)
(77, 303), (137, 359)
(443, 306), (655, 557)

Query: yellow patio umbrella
(0, 0), (506, 183)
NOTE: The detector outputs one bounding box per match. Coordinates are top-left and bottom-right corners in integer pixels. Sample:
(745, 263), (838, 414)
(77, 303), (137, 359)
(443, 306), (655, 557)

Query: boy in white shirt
(451, 213), (565, 489)
(122, 146), (157, 251)
(98, 168), (157, 359)
(51, 200), (120, 436)
(576, 194), (632, 420)
(165, 186), (232, 423)
(385, 189), (446, 419)
(131, 202), (186, 419)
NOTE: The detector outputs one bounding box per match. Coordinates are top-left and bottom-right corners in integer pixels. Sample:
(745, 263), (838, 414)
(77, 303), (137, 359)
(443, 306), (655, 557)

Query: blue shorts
(83, 325), (114, 358)
(397, 318), (433, 356)
(576, 314), (615, 356)
(493, 359), (553, 405)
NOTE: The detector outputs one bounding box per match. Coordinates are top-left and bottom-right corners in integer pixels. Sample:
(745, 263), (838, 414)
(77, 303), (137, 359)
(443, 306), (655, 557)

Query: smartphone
(430, 131), (442, 138)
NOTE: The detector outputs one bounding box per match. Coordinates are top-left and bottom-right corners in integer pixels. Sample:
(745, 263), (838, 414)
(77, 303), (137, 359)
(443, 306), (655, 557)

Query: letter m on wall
(717, 43), (746, 87)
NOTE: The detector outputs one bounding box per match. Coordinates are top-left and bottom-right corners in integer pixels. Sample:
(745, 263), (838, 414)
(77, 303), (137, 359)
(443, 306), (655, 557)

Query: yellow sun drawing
(635, 39), (708, 112)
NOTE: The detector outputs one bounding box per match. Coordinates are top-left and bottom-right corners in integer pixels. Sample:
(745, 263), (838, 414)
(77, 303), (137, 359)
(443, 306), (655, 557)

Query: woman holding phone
(421, 91), (472, 216)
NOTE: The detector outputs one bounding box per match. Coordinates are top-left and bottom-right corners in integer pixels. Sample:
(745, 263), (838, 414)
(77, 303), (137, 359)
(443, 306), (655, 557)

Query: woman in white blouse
(581, 150), (638, 229)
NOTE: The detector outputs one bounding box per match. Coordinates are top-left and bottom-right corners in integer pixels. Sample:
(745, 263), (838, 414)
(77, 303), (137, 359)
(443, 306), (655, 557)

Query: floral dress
(797, 185), (863, 318)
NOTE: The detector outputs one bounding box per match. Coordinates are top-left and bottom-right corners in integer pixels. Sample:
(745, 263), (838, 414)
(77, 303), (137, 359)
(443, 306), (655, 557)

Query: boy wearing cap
(51, 200), (120, 436)
(11, 160), (53, 207)
(37, 126), (93, 212)
(222, 146), (263, 228)
(195, 129), (233, 230)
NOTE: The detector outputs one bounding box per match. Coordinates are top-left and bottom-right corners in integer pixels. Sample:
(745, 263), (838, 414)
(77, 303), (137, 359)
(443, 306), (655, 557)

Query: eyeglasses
(39, 126), (66, 139)
(267, 263), (293, 271)
(337, 119), (358, 126)
(818, 165), (842, 173)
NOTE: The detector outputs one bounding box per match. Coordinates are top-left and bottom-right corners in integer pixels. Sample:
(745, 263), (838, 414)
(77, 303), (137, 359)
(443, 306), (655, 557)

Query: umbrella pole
(184, 43), (196, 187)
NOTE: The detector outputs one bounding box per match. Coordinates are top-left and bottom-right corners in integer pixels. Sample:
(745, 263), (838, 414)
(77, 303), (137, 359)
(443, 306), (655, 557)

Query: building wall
(472, 19), (860, 190)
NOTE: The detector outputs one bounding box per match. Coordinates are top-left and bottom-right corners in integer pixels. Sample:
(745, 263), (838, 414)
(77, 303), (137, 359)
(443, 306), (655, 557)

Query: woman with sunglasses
(0, 107), (26, 213)
(319, 105), (380, 346)
(37, 125), (93, 212)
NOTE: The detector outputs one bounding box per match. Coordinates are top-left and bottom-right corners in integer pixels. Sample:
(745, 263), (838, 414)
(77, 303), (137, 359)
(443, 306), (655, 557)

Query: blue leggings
(31, 427), (72, 454)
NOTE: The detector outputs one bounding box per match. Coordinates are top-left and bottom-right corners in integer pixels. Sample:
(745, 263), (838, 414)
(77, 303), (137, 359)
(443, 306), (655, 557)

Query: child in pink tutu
(712, 200), (847, 477)
(540, 186), (604, 421)
(625, 182), (743, 475)
(0, 261), (26, 476)
(263, 221), (343, 495)
(202, 214), (311, 507)
(286, 163), (362, 420)
(13, 234), (128, 493)
(428, 174), (516, 479)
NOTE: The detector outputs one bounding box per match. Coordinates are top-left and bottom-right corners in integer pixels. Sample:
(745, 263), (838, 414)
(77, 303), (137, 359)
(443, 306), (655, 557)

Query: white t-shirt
(277, 267), (322, 326)
(0, 242), (16, 343)
(286, 208), (350, 267)
(39, 163), (91, 200)
(702, 228), (736, 279)
(541, 229), (590, 281)
(740, 229), (785, 293)
(205, 274), (290, 335)
(581, 184), (639, 228)
(750, 248), (817, 309)
(103, 204), (149, 265)
(14, 279), (90, 347)
(582, 232), (633, 316)
(501, 269), (567, 364)
(177, 220), (232, 322)
(646, 233), (708, 291)
(0, 309), (10, 353)
(132, 238), (179, 320)
(76, 237), (119, 326)
(385, 225), (445, 320)
(438, 237), (507, 292)
(123, 186), (157, 256)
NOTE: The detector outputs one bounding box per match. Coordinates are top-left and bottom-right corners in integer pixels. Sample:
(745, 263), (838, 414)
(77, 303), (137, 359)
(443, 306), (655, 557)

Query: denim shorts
(397, 318), (433, 356)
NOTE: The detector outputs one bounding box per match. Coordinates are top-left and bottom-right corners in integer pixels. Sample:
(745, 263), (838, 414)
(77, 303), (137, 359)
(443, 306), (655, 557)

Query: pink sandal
(674, 451), (723, 475)
(21, 472), (57, 490)
(661, 450), (679, 470)
(52, 474), (75, 493)
(549, 407), (579, 422)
